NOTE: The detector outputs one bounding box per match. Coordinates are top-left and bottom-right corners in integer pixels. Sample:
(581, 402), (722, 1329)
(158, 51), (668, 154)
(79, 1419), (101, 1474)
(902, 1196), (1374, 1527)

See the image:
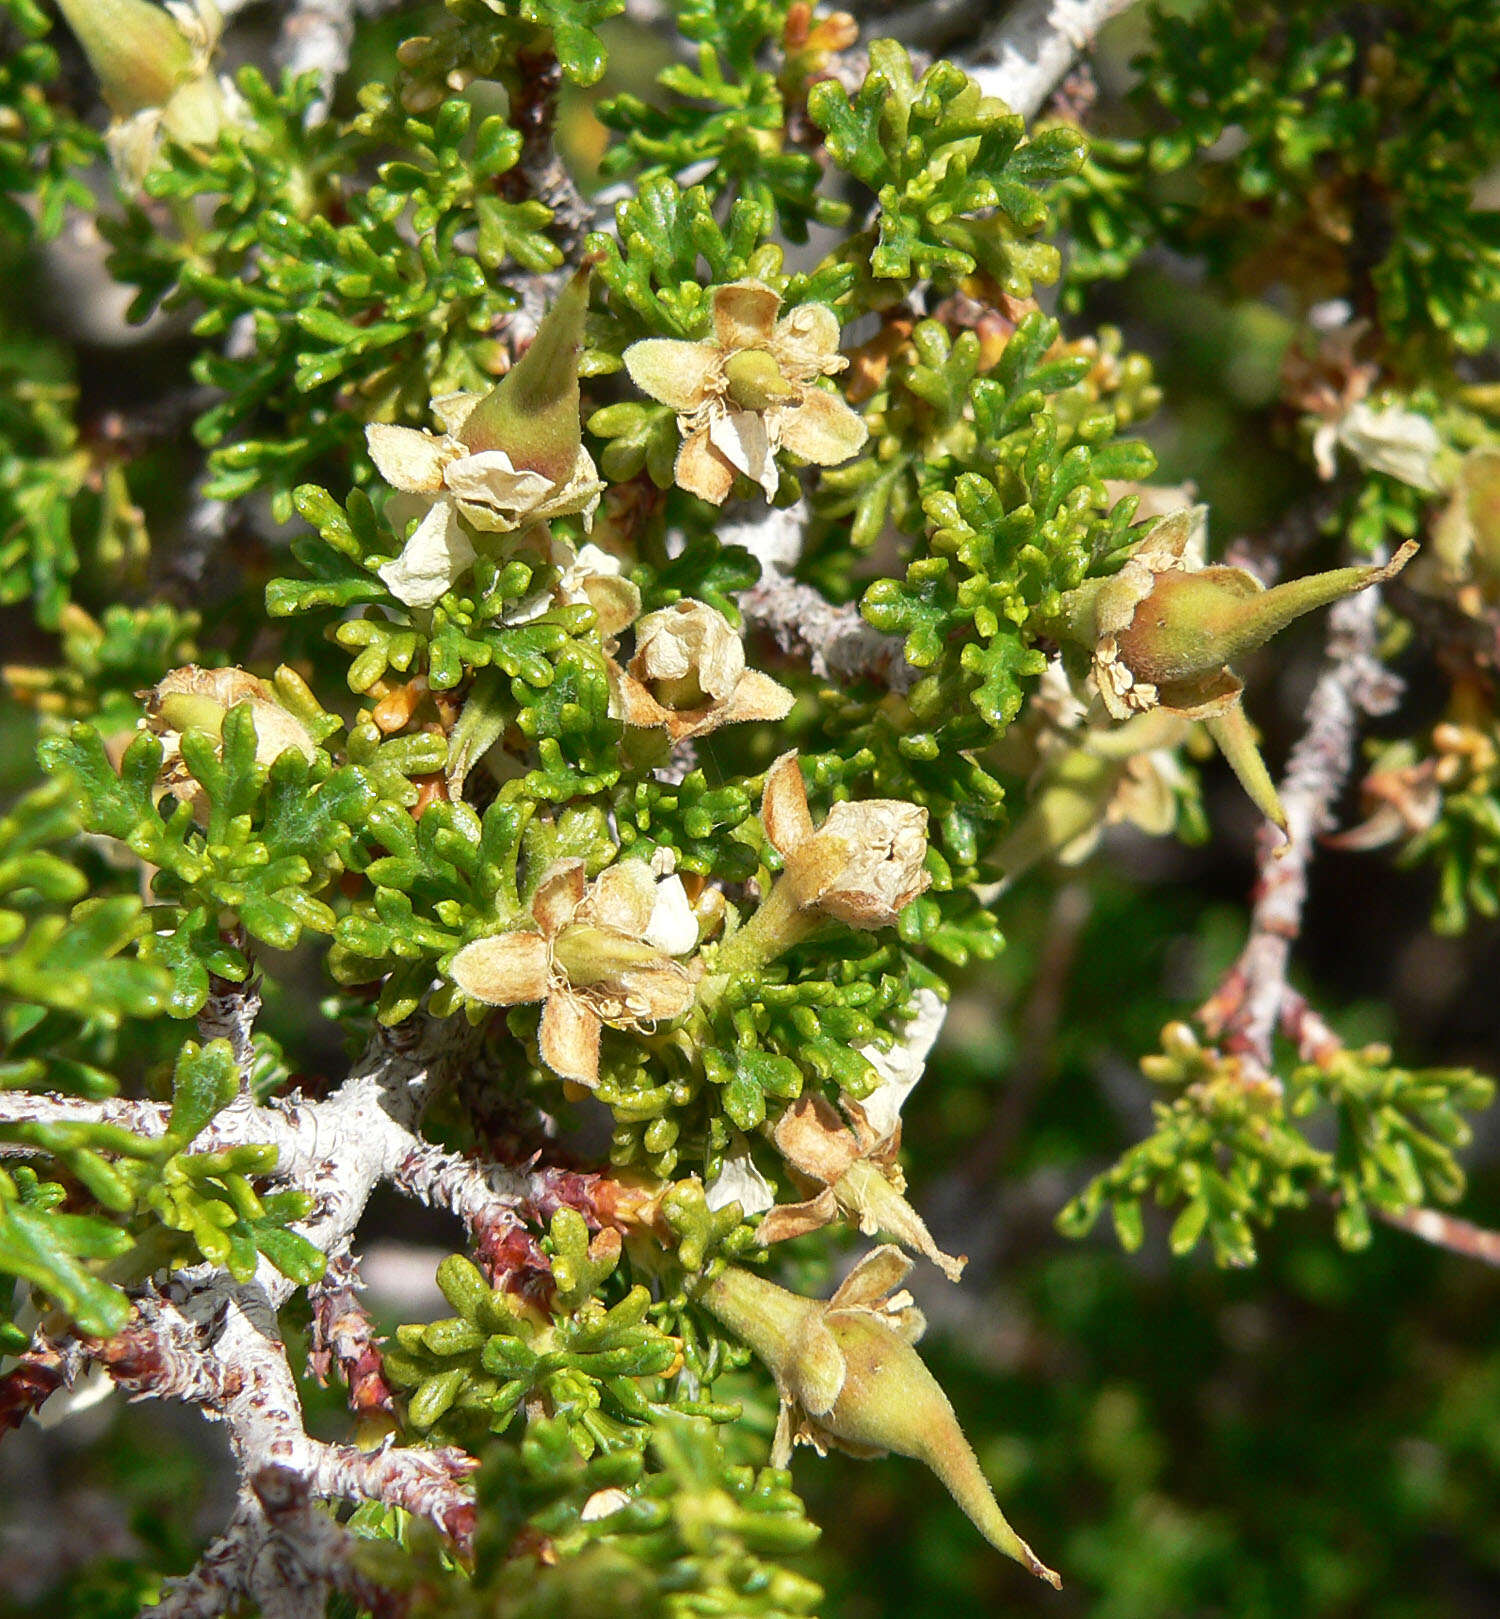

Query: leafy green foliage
(0, 780), (168, 1096)
(1391, 723), (1500, 935)
(551, 1413), (820, 1617)
(2, 1), (1499, 1614)
(105, 72), (562, 516)
(0, 360), (151, 632)
(332, 795), (533, 1024)
(394, 0), (625, 102)
(0, 1040), (322, 1337)
(598, 0), (847, 241)
(40, 709), (376, 1012)
(7, 603), (200, 734)
(588, 179), (804, 352)
(805, 312), (1155, 883)
(1060, 1023), (1495, 1267)
(809, 41), (1084, 290)
(363, 1410), (819, 1619)
(1052, 0), (1500, 356)
(0, 1162), (133, 1336)
(0, 0), (102, 241)
(382, 1231), (680, 1449)
(275, 484), (617, 769)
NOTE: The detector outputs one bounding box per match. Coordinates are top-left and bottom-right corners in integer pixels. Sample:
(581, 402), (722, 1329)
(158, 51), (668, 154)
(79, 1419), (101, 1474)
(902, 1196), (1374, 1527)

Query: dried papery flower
(1312, 399), (1443, 490)
(610, 600), (794, 742)
(447, 859), (697, 1087)
(761, 751), (929, 928)
(553, 542), (641, 643)
(757, 1093), (965, 1280)
(698, 1249), (1059, 1586)
(369, 265), (604, 608)
(143, 665), (318, 812)
(703, 755), (932, 996)
(1043, 509), (1417, 829)
(55, 0), (229, 186)
(1324, 741), (1441, 853)
(1421, 447), (1500, 606)
(623, 281), (867, 504)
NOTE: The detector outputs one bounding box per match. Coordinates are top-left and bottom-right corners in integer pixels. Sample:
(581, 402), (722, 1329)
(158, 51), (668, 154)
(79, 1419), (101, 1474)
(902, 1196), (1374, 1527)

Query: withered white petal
(708, 408), (777, 501)
(377, 500), (476, 609)
(856, 988), (947, 1140)
(366, 423), (454, 494)
(705, 1139), (777, 1217)
(1334, 401), (1441, 492)
(430, 390), (486, 436)
(644, 874), (699, 957)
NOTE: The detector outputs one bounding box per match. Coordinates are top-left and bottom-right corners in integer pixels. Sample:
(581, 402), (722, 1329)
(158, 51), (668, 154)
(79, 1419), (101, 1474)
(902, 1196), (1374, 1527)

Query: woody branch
(966, 0), (1141, 119)
(0, 1019), (606, 1615)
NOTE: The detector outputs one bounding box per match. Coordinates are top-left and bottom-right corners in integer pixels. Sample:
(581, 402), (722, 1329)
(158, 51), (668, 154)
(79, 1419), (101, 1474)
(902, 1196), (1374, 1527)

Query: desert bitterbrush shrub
(3, 0), (1500, 1614)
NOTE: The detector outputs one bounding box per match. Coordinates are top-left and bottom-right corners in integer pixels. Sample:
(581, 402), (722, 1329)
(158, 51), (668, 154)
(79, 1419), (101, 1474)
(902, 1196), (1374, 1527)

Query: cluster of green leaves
(1, 1039), (321, 1340)
(585, 175), (850, 360)
(334, 797), (588, 1026)
(482, 1413), (820, 1619)
(277, 485), (616, 803)
(802, 312), (1156, 890)
(393, 0), (625, 104)
(6, 603), (200, 734)
(1060, 1023), (1494, 1267)
(697, 914), (934, 1130)
(358, 1410), (819, 1619)
(382, 1219), (691, 1453)
(106, 72), (565, 516)
(1053, 0), (1500, 358)
(0, 0), (101, 241)
(0, 355), (150, 632)
(1391, 724), (1500, 936)
(0, 779), (167, 1098)
(597, 0), (848, 242)
(40, 703), (378, 1013)
(811, 41), (1085, 293)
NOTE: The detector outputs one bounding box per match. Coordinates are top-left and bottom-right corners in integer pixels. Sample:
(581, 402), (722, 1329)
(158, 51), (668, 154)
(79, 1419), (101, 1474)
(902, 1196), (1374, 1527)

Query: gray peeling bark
(0, 1019), (539, 1617)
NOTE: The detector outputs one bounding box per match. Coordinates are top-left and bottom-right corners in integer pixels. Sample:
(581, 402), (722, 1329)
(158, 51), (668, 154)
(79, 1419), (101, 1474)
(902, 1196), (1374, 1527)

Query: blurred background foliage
(5, 0), (1500, 1615)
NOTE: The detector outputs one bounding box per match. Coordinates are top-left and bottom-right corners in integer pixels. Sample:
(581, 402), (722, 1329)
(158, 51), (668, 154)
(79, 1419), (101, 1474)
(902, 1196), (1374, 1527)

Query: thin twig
(1199, 562), (1403, 1068)
(1377, 1206), (1500, 1268)
(742, 574), (917, 690)
(275, 0), (356, 125)
(306, 1252), (396, 1418)
(729, 503), (917, 690)
(966, 0), (1141, 121)
(197, 936), (261, 1091)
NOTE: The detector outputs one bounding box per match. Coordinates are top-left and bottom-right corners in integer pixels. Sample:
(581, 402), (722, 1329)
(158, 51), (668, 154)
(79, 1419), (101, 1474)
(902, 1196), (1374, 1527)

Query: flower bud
(55, 0), (198, 115)
(56, 0), (228, 185)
